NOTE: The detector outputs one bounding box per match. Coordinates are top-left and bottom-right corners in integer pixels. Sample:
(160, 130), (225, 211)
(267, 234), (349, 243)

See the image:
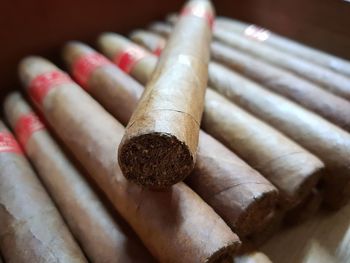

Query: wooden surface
(262, 204), (350, 263)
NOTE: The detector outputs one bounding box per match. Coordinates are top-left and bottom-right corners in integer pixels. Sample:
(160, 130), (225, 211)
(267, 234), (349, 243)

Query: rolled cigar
(210, 41), (350, 132)
(234, 252), (272, 263)
(138, 27), (350, 132)
(19, 56), (241, 263)
(149, 22), (173, 38)
(4, 92), (154, 263)
(0, 121), (87, 263)
(216, 17), (350, 78)
(285, 189), (322, 225)
(212, 26), (350, 101)
(207, 62), (350, 209)
(63, 41), (278, 237)
(243, 211), (285, 250)
(98, 34), (324, 208)
(135, 28), (350, 208)
(117, 0), (215, 189)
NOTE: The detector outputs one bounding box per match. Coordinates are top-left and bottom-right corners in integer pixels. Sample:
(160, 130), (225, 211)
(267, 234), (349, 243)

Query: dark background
(1, 0), (350, 96)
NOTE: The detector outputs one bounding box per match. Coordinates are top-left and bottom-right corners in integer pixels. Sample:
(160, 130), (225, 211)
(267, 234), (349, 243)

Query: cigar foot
(118, 132), (194, 189)
(207, 242), (238, 263)
(235, 190), (278, 237)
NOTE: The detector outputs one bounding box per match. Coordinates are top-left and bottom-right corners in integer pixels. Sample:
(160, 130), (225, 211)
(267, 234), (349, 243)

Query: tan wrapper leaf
(4, 92), (155, 263)
(0, 121), (87, 263)
(63, 41), (278, 237)
(19, 56), (241, 263)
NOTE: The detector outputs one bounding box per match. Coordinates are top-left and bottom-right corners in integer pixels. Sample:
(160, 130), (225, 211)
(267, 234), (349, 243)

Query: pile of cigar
(1, 0), (350, 262)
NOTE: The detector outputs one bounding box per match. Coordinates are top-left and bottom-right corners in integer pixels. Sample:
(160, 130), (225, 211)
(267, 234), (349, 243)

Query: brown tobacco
(19, 56), (241, 263)
(212, 26), (350, 101)
(210, 41), (350, 132)
(4, 92), (154, 263)
(100, 33), (324, 208)
(207, 62), (350, 209)
(117, 0), (215, 189)
(63, 41), (278, 238)
(216, 17), (350, 78)
(0, 121), (87, 263)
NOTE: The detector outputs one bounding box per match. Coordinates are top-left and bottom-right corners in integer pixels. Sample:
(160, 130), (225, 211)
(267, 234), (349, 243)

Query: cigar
(63, 41), (278, 237)
(285, 189), (322, 225)
(212, 25), (350, 101)
(0, 120), (87, 263)
(137, 28), (350, 209)
(163, 18), (350, 101)
(149, 22), (173, 38)
(19, 56), (241, 263)
(215, 17), (350, 78)
(207, 63), (350, 209)
(234, 252), (272, 263)
(98, 34), (324, 208)
(149, 23), (350, 132)
(3, 92), (155, 263)
(242, 211), (285, 250)
(116, 0), (215, 189)
(210, 41), (350, 133)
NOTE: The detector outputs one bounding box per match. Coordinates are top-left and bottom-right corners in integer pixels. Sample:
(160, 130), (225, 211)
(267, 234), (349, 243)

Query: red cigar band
(0, 132), (23, 154)
(181, 3), (214, 29)
(72, 52), (112, 88)
(114, 45), (148, 73)
(244, 25), (270, 42)
(15, 113), (45, 148)
(29, 70), (73, 106)
(153, 41), (165, 57)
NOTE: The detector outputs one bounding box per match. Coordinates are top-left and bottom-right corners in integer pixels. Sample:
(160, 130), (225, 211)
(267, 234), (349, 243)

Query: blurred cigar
(63, 41), (278, 238)
(165, 17), (350, 100)
(207, 63), (350, 209)
(212, 24), (350, 101)
(150, 23), (350, 132)
(117, 0), (215, 189)
(234, 252), (272, 263)
(19, 56), (241, 263)
(215, 17), (350, 78)
(210, 41), (350, 132)
(4, 92), (155, 263)
(100, 33), (324, 208)
(242, 211), (285, 251)
(139, 27), (350, 209)
(0, 121), (87, 263)
(285, 189), (322, 225)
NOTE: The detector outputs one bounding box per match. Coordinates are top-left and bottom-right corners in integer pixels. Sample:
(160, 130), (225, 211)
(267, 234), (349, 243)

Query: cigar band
(114, 46), (148, 73)
(15, 113), (45, 148)
(244, 25), (270, 42)
(29, 70), (73, 106)
(153, 41), (165, 56)
(0, 132), (23, 154)
(72, 52), (112, 88)
(180, 4), (214, 28)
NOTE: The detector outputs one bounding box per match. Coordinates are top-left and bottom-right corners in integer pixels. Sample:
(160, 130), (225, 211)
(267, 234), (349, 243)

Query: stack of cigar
(1, 0), (350, 262)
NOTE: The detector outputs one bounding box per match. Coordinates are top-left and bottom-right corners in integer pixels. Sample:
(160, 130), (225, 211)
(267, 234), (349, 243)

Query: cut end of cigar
(235, 190), (278, 237)
(206, 242), (238, 263)
(118, 132), (194, 189)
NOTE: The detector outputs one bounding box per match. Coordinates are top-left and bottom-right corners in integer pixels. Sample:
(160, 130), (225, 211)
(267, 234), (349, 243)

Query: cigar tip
(118, 132), (195, 189)
(206, 241), (240, 263)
